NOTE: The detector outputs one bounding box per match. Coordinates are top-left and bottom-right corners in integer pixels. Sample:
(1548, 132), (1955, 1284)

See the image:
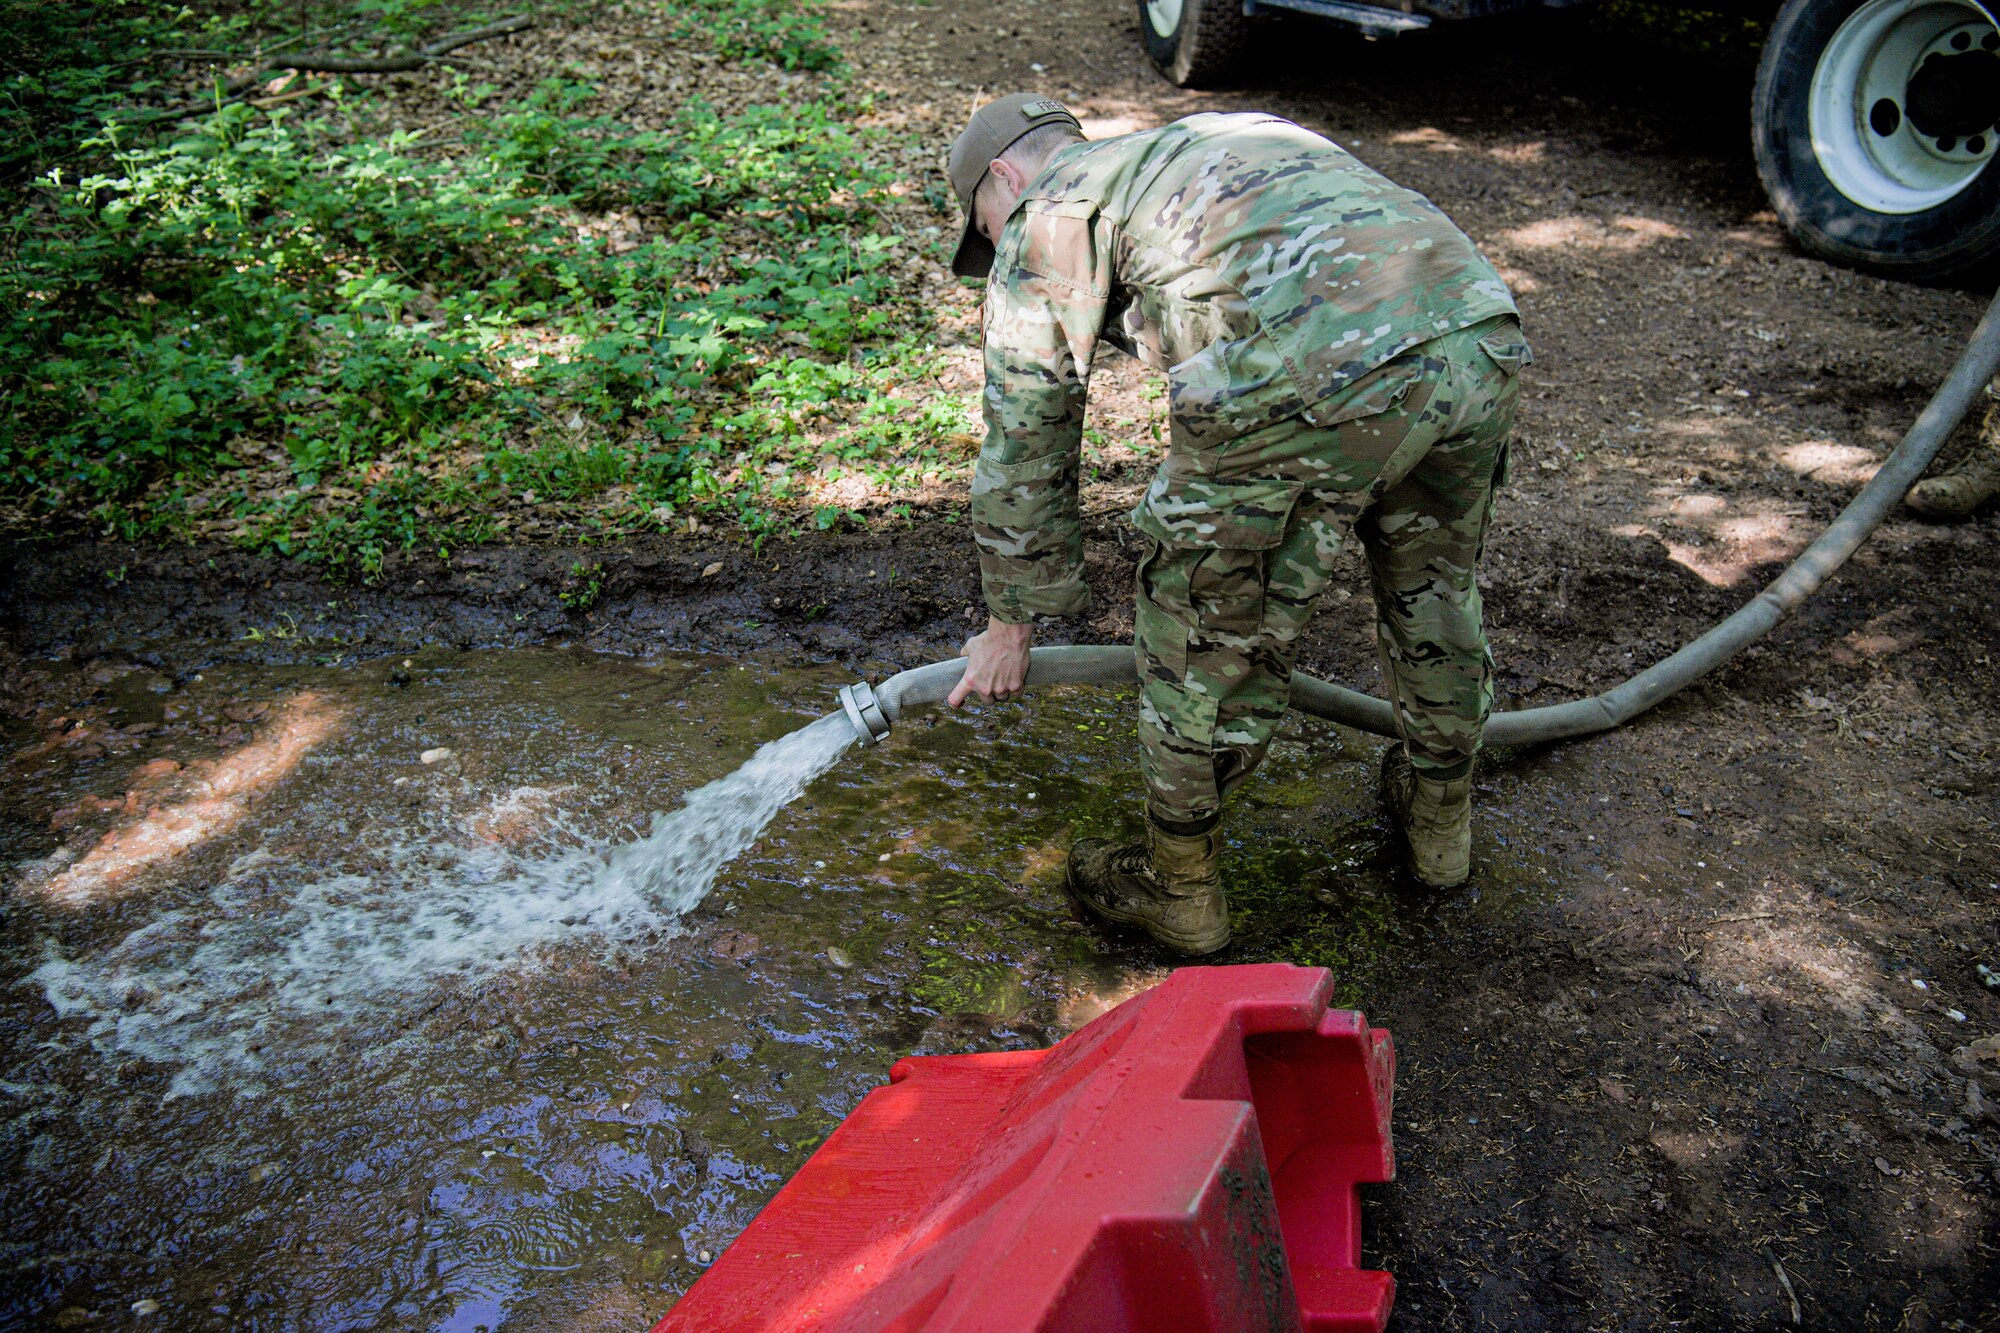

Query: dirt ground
(5, 0), (2000, 1328)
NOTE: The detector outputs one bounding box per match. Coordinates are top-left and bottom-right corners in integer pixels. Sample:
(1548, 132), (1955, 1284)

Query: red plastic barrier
(654, 963), (1395, 1332)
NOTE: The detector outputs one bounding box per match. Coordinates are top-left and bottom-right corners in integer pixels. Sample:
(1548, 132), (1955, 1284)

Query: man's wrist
(986, 617), (1034, 643)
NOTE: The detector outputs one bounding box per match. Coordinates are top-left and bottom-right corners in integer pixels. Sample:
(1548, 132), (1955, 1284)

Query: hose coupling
(838, 681), (891, 746)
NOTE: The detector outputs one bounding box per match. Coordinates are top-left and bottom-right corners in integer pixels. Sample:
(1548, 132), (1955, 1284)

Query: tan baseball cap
(946, 93), (1082, 279)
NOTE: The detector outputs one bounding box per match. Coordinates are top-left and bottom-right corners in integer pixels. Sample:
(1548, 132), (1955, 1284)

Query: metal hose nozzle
(837, 681), (891, 745)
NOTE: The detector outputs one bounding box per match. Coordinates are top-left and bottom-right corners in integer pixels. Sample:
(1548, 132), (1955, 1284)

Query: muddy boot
(1906, 400), (2000, 520)
(1065, 818), (1229, 956)
(1379, 746), (1473, 888)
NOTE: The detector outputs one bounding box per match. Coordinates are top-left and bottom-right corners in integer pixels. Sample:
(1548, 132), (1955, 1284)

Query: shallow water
(32, 707), (857, 1101)
(0, 648), (1553, 1330)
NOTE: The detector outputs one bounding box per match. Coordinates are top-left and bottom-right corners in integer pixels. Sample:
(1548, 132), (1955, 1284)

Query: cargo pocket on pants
(1135, 545), (1190, 684)
(1132, 472), (1302, 645)
(1129, 471), (1305, 552)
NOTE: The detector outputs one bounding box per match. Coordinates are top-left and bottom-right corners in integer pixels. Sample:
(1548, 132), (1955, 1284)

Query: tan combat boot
(1380, 746), (1473, 888)
(1066, 819), (1229, 956)
(1906, 399), (2000, 520)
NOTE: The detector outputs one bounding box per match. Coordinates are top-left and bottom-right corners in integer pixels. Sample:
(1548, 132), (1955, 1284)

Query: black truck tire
(1752, 0), (2000, 284)
(1139, 0), (1251, 88)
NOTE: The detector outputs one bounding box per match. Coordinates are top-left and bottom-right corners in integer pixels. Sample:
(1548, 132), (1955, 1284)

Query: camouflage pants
(1134, 315), (1526, 825)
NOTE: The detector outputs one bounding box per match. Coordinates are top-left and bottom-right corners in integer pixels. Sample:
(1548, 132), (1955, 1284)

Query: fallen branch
(247, 82), (332, 111)
(1759, 1245), (1803, 1326)
(112, 48), (237, 63)
(106, 16), (535, 127)
(277, 15), (536, 73)
(1699, 912), (1780, 929)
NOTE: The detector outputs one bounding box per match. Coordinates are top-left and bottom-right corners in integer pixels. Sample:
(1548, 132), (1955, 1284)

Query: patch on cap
(1019, 98), (1071, 119)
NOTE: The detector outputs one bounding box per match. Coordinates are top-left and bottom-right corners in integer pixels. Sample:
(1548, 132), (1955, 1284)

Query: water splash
(32, 712), (857, 1097)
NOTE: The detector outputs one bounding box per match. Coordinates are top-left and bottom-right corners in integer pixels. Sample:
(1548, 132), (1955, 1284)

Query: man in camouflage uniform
(942, 95), (1529, 954)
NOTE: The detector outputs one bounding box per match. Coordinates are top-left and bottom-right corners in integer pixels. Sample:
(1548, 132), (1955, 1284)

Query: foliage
(666, 0), (842, 70)
(0, 0), (967, 576)
(559, 559), (605, 610)
(0, 1), (162, 183)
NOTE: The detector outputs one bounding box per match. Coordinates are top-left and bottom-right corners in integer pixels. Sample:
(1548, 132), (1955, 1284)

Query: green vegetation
(559, 559), (604, 611)
(1, 0), (970, 576)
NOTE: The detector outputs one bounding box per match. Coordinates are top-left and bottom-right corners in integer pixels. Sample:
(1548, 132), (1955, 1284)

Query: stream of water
(31, 711), (858, 1099)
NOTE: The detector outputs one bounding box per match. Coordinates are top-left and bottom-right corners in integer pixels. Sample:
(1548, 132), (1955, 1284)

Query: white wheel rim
(1146, 0), (1186, 40)
(1808, 0), (1999, 214)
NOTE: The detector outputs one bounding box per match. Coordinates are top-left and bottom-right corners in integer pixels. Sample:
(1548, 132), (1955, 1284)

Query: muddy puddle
(1, 648), (1557, 1329)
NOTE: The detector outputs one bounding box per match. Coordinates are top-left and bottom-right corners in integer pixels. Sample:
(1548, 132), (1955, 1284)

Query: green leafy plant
(0, 0), (971, 568)
(559, 558), (604, 611)
(667, 0), (842, 70)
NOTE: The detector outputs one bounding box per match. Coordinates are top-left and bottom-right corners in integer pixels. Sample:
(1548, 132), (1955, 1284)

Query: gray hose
(841, 288), (2000, 748)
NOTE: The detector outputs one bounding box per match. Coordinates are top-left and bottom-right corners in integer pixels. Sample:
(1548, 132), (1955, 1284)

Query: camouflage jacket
(970, 111), (1518, 622)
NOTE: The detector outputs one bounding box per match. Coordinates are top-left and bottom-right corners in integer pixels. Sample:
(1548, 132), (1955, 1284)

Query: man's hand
(948, 618), (1033, 708)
